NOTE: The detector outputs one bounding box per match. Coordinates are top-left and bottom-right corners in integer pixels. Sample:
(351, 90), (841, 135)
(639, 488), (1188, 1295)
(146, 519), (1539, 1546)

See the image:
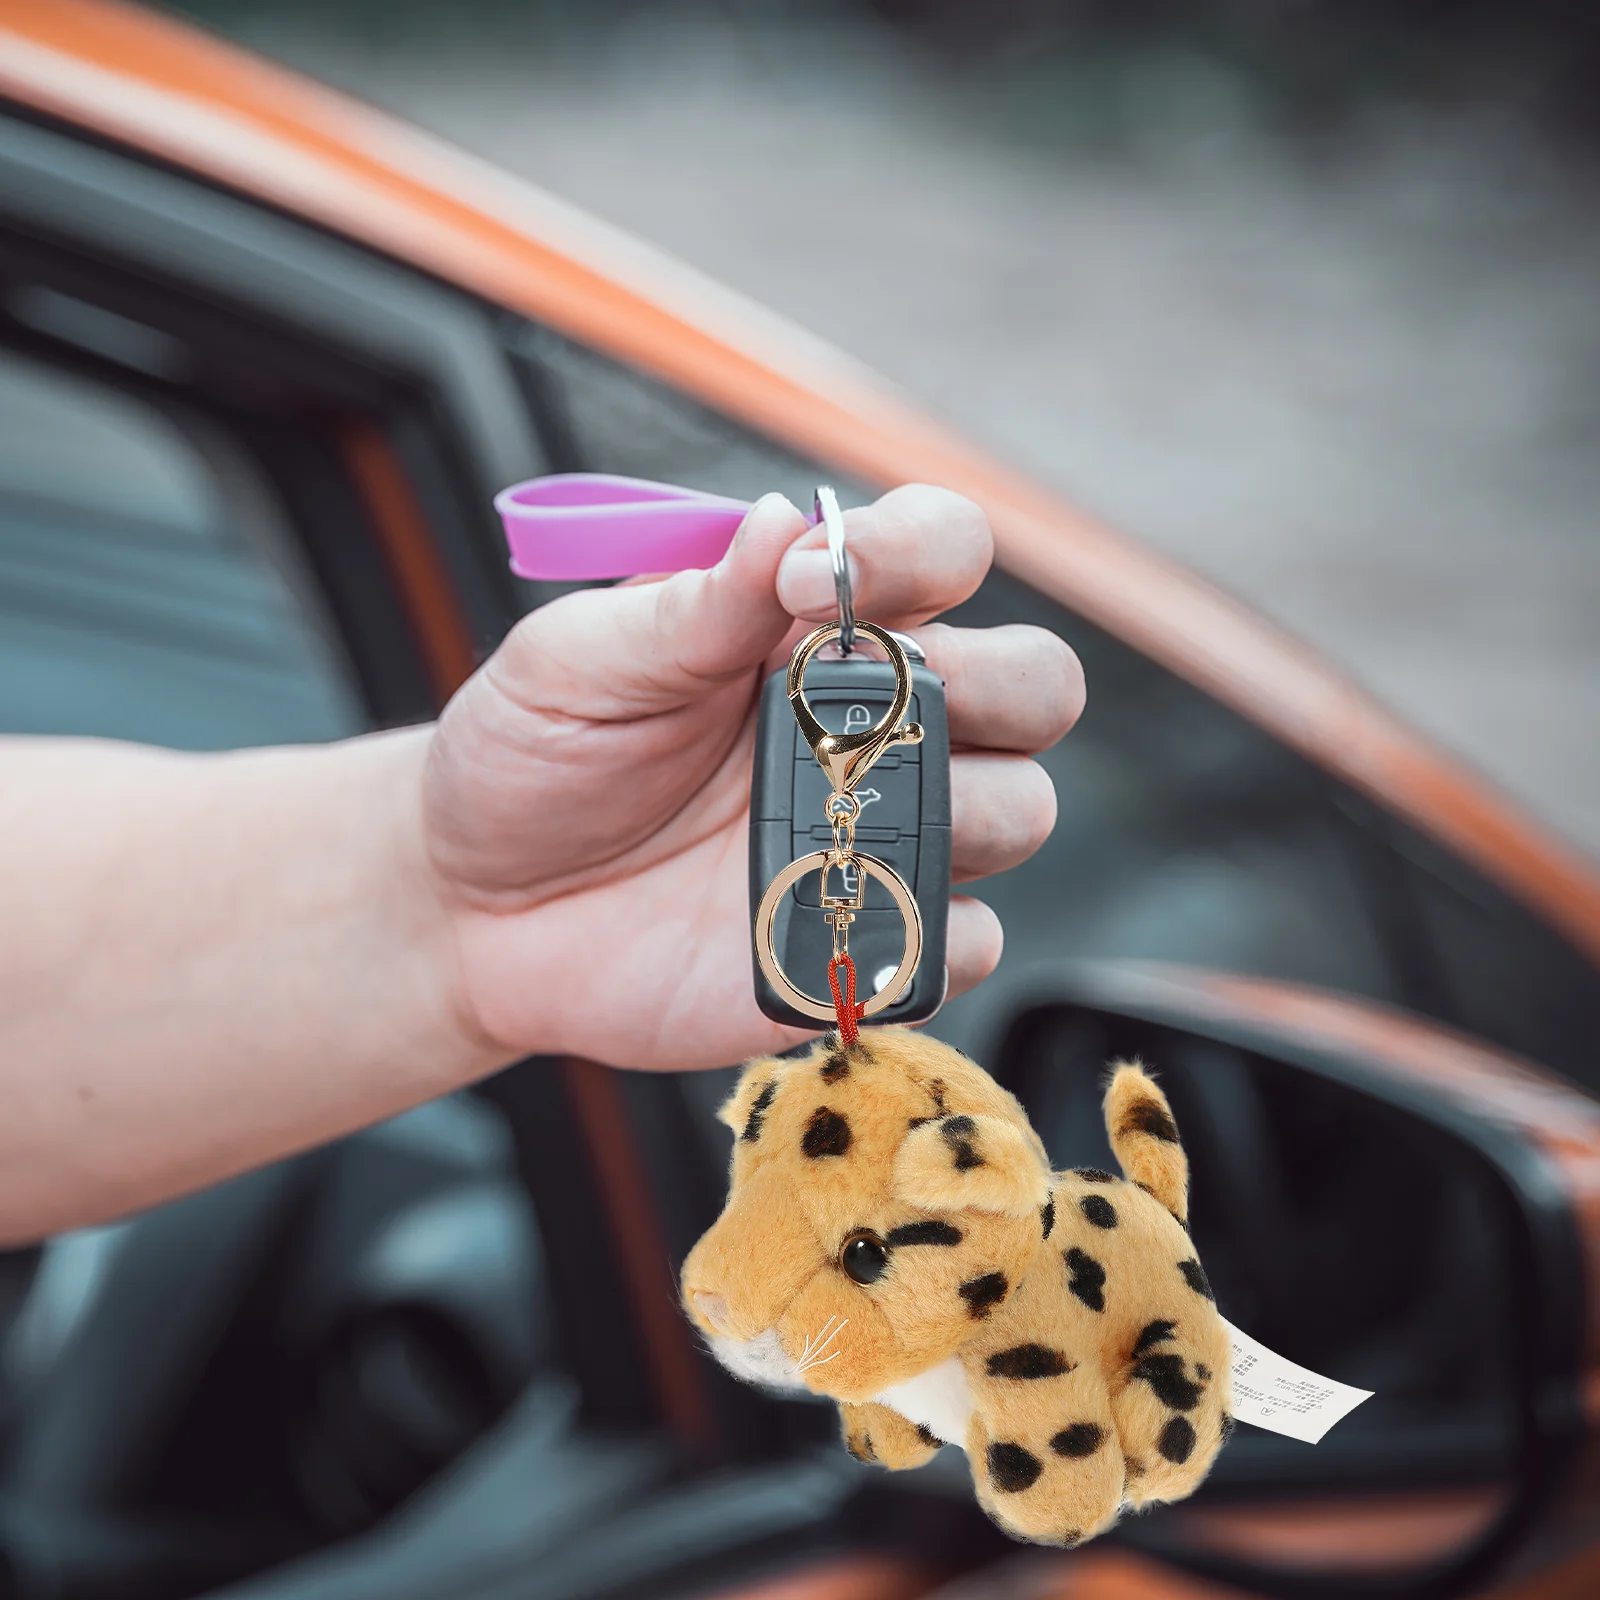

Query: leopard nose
(692, 1291), (733, 1336)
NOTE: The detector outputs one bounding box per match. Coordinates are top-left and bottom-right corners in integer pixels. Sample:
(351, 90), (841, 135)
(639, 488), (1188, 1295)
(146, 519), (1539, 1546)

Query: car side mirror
(974, 961), (1596, 1600)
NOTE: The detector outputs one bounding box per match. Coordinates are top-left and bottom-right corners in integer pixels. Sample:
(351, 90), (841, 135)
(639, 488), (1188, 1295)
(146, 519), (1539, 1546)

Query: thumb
(485, 492), (809, 721)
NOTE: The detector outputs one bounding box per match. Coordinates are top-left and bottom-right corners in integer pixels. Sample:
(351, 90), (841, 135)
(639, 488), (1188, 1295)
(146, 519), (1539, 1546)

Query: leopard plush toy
(681, 1027), (1231, 1547)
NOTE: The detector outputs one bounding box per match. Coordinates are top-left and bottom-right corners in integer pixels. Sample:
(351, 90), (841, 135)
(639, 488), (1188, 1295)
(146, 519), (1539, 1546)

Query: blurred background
(4, 4), (1600, 1597)
(168, 0), (1600, 858)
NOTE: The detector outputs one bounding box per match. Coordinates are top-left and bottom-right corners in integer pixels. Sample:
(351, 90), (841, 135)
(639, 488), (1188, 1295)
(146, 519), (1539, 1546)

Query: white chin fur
(873, 1356), (974, 1447)
(705, 1327), (808, 1391)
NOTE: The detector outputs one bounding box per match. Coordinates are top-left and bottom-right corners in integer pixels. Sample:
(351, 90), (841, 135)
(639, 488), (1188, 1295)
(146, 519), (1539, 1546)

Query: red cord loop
(827, 953), (867, 1046)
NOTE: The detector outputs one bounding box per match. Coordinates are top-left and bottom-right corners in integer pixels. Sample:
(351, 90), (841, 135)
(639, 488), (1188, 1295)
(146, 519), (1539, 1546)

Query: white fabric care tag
(1224, 1318), (1374, 1444)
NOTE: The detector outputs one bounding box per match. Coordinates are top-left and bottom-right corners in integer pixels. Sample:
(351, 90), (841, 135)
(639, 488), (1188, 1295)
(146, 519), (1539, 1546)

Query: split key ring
(815, 484), (855, 657)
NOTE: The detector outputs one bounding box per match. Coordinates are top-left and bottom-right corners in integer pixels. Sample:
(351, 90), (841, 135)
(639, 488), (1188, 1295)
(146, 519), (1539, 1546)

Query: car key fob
(750, 644), (950, 1028)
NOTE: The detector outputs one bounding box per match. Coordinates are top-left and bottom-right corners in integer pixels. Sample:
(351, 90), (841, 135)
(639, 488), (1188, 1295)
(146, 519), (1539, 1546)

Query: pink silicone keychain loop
(494, 473), (755, 581)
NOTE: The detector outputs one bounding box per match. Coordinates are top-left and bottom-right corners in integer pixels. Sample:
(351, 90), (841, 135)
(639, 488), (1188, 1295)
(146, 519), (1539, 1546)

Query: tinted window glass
(508, 323), (865, 511)
(0, 348), (364, 748)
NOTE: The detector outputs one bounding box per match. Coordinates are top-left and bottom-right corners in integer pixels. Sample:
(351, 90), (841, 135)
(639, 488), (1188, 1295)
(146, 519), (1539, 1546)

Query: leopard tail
(1103, 1062), (1189, 1226)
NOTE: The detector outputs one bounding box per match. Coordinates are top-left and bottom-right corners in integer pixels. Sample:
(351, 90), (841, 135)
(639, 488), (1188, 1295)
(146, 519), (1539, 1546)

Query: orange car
(1, 4), (1598, 1599)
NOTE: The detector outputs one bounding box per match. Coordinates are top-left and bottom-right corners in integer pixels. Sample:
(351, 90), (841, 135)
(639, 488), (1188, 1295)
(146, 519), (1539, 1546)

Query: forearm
(0, 730), (505, 1243)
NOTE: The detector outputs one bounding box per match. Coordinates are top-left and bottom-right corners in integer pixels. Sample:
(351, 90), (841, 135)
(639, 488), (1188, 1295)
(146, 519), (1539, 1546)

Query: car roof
(3, 0), (1598, 967)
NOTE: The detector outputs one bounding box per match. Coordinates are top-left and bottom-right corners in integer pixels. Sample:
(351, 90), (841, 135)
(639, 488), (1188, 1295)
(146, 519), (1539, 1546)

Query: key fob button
(792, 760), (920, 845)
(791, 690), (921, 741)
(790, 832), (920, 909)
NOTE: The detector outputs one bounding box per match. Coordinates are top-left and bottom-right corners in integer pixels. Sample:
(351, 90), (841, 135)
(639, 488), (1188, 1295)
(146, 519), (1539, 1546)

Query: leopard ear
(893, 1114), (1050, 1218)
(717, 1060), (785, 1142)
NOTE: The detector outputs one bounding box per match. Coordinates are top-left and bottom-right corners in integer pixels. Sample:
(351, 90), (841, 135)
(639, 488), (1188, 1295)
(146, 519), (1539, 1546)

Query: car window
(507, 323), (865, 512)
(0, 346), (364, 748)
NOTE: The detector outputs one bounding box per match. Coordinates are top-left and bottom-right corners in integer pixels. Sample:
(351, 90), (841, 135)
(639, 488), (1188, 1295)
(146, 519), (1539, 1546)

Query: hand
(422, 486), (1084, 1071)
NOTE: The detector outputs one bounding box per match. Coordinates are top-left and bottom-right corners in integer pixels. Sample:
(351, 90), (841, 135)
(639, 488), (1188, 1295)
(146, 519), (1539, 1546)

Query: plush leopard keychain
(681, 495), (1230, 1546)
(682, 1030), (1231, 1547)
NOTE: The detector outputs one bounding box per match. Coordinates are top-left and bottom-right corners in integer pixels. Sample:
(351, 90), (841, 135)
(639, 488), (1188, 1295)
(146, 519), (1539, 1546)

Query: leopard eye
(840, 1230), (889, 1285)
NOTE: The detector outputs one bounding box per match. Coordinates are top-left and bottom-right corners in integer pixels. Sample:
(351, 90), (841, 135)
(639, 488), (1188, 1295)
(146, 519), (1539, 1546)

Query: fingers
(945, 896), (1005, 1001)
(487, 493), (808, 720)
(777, 484), (993, 629)
(951, 753), (1058, 881)
(654, 492), (812, 684)
(917, 622), (1085, 753)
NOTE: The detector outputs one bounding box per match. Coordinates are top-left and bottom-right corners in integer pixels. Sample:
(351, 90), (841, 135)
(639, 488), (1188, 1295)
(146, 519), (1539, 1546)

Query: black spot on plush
(987, 1441), (1044, 1493)
(1219, 1413), (1236, 1443)
(1132, 1319), (1177, 1357)
(819, 1051), (851, 1084)
(1064, 1248), (1107, 1313)
(940, 1114), (985, 1170)
(741, 1081), (777, 1143)
(1131, 1352), (1203, 1411)
(1061, 1529), (1083, 1548)
(1073, 1167), (1117, 1183)
(1079, 1194), (1118, 1229)
(916, 1423), (941, 1448)
(886, 1220), (963, 1248)
(986, 1344), (1073, 1380)
(1120, 1097), (1180, 1144)
(1178, 1257), (1214, 1300)
(1050, 1422), (1104, 1458)
(1159, 1417), (1196, 1465)
(960, 1271), (1009, 1318)
(802, 1106), (852, 1159)
(1040, 1197), (1056, 1239)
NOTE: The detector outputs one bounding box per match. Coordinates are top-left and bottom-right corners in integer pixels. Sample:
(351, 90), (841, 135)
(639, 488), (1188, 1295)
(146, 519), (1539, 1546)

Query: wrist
(362, 725), (519, 1082)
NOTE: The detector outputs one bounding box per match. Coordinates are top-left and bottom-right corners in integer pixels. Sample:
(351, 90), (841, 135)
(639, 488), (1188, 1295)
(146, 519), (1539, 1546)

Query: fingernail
(778, 547), (859, 617)
(732, 491), (799, 551)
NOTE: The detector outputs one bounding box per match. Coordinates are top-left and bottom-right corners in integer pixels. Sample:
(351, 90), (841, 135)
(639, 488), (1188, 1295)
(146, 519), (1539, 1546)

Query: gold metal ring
(755, 851), (924, 1023)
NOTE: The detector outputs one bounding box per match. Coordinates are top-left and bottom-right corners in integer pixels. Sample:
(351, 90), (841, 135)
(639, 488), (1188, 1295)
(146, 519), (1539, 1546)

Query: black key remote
(750, 647), (950, 1027)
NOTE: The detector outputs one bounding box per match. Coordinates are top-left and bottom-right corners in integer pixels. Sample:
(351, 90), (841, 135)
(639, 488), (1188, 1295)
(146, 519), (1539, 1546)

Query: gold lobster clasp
(786, 620), (924, 796)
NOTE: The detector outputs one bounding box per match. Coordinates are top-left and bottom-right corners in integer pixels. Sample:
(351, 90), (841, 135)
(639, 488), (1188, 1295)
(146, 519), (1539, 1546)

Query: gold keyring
(755, 851), (924, 1023)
